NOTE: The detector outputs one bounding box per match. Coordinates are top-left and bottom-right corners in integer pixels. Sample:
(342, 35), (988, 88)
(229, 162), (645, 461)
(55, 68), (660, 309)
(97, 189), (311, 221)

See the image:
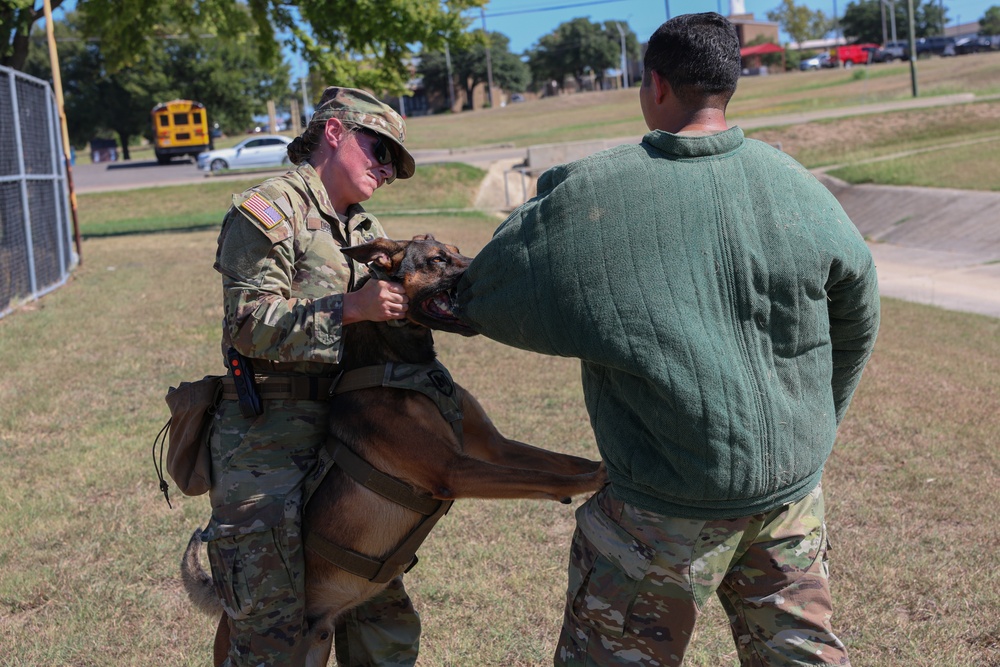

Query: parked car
(862, 45), (896, 63)
(831, 43), (882, 67)
(197, 135), (292, 172)
(799, 52), (832, 70)
(916, 36), (956, 57)
(883, 40), (911, 60)
(955, 35), (993, 54)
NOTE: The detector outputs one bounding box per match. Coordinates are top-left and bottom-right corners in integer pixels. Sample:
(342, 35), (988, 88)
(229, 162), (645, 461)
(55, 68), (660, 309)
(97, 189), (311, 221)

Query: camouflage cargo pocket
(567, 494), (655, 638)
(205, 499), (291, 622)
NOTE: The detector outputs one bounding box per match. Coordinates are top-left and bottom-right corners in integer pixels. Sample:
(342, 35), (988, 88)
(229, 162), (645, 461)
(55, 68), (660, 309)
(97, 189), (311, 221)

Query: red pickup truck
(830, 43), (882, 67)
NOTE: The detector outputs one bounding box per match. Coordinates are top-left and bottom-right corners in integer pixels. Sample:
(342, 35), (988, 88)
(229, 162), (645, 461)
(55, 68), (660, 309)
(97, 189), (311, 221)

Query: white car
(799, 52), (831, 70)
(197, 134), (292, 172)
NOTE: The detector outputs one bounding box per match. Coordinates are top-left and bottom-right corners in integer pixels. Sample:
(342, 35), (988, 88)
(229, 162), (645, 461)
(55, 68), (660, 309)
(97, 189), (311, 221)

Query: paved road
(74, 157), (234, 193)
(72, 145), (527, 194)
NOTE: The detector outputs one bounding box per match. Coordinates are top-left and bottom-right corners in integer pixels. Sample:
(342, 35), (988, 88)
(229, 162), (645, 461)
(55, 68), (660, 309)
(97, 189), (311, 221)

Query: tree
(840, 0), (947, 43)
(1, 0), (68, 70)
(69, 0), (482, 95)
(157, 37), (291, 134)
(981, 5), (1000, 34)
(766, 0), (830, 45)
(419, 30), (530, 110)
(23, 10), (289, 157)
(527, 18), (639, 92)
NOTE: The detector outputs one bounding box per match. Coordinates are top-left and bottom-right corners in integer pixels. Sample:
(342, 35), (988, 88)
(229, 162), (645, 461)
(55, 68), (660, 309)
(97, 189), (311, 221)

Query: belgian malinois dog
(181, 234), (607, 666)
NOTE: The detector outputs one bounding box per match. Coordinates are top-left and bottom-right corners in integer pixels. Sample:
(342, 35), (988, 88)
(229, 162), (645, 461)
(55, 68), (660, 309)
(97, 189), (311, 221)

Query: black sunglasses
(356, 128), (396, 182)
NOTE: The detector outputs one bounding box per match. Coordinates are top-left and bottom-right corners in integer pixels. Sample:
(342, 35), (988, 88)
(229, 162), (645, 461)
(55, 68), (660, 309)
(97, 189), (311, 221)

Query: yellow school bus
(151, 99), (211, 164)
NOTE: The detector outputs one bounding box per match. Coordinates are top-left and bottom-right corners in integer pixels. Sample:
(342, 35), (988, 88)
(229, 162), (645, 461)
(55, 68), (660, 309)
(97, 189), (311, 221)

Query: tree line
(769, 0), (1000, 45)
(2, 0), (639, 152)
(3, 0), (998, 154)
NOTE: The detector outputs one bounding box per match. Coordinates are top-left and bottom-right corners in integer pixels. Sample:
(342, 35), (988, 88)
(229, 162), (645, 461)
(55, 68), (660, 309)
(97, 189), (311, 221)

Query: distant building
(944, 21), (985, 37)
(728, 14), (780, 46)
(727, 0), (779, 46)
(728, 2), (782, 75)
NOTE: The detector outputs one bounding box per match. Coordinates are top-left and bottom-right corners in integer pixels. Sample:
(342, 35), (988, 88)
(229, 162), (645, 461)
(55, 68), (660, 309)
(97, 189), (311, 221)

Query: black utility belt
(220, 374), (337, 402)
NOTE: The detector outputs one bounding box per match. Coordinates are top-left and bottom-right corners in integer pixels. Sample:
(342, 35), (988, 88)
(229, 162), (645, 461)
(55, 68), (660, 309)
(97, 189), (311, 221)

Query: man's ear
(341, 238), (407, 272)
(649, 69), (671, 105)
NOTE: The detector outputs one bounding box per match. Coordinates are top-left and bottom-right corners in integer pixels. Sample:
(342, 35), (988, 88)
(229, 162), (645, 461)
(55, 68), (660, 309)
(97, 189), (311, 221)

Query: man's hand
(342, 279), (409, 324)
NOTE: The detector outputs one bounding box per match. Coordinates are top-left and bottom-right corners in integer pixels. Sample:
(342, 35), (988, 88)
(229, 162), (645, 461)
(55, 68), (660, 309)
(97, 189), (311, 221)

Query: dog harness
(305, 360), (461, 584)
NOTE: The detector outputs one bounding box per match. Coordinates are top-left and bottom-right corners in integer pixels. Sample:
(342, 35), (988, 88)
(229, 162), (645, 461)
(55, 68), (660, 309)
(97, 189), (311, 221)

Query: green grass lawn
(1, 215), (998, 666)
(76, 163), (487, 237)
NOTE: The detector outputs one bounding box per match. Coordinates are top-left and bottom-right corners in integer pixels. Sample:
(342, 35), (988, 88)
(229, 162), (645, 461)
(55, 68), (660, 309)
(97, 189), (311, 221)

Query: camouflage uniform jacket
(214, 163), (384, 376)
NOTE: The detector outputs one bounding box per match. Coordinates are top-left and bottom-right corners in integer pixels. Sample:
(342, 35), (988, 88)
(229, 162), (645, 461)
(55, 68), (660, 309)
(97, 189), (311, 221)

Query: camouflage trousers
(203, 398), (421, 667)
(555, 483), (849, 667)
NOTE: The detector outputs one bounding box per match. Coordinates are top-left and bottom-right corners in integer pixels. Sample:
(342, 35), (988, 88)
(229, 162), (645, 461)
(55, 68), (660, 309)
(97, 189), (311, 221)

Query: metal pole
(614, 22), (628, 89)
(43, 79), (66, 280)
(907, 0), (918, 96)
(833, 0), (840, 41)
(881, 1), (888, 44)
(480, 8), (495, 108)
(301, 75), (309, 121)
(891, 1), (898, 43)
(665, 0), (671, 20)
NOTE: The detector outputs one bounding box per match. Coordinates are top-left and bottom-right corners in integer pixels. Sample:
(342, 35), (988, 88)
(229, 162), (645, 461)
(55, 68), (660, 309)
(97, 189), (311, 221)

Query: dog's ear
(411, 234), (436, 242)
(341, 238), (408, 272)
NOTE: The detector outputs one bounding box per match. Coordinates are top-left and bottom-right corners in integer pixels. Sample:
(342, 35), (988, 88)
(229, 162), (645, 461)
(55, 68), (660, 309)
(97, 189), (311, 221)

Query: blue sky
(477, 0), (995, 55)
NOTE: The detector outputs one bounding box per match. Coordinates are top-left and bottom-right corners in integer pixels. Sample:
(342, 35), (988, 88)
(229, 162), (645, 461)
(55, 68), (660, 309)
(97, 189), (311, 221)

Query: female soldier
(205, 87), (421, 667)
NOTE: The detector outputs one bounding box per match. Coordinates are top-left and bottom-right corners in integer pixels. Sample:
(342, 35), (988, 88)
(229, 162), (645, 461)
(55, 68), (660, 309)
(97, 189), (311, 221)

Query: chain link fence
(1, 64), (77, 320)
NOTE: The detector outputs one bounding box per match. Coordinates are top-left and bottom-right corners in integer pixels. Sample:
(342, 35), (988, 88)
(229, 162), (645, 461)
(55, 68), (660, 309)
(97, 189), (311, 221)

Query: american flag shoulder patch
(240, 192), (286, 230)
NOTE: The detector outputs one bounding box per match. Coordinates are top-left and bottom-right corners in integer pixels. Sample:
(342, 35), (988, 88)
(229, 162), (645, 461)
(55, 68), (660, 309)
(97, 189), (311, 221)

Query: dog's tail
(180, 528), (223, 617)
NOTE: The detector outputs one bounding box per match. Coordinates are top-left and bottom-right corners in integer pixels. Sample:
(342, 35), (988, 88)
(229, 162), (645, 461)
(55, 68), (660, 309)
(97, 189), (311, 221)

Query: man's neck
(671, 108), (728, 135)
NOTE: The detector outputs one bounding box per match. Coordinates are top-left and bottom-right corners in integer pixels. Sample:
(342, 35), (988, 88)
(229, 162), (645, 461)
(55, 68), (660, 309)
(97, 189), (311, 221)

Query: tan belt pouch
(163, 375), (224, 496)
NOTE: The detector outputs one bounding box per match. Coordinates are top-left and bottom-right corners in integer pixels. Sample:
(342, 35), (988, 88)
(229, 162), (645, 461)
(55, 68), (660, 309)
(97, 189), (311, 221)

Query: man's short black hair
(643, 13), (741, 106)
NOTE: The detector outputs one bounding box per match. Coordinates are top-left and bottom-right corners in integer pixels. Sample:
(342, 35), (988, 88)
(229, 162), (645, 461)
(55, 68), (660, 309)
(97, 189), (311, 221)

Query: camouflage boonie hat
(313, 86), (415, 179)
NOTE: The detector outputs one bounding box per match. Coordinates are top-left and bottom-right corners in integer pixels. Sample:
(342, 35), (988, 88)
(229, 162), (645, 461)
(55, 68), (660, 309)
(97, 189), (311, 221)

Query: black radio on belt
(226, 348), (263, 419)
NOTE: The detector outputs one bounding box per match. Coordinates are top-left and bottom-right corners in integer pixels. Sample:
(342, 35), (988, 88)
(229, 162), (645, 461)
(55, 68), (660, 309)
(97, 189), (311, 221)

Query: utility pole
(833, 0), (840, 42)
(881, 1), (887, 44)
(480, 8), (495, 108)
(43, 0), (81, 261)
(880, 0), (898, 46)
(613, 22), (628, 89)
(301, 75), (309, 123)
(907, 0), (918, 96)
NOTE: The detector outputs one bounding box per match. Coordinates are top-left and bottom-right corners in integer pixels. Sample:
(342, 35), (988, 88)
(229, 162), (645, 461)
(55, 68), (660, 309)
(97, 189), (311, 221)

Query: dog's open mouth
(416, 286), (475, 335)
(421, 288), (461, 322)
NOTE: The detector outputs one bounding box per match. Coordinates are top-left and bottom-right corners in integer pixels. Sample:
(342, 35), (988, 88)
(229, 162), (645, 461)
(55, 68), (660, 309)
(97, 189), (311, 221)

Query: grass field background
(3, 56), (1000, 665)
